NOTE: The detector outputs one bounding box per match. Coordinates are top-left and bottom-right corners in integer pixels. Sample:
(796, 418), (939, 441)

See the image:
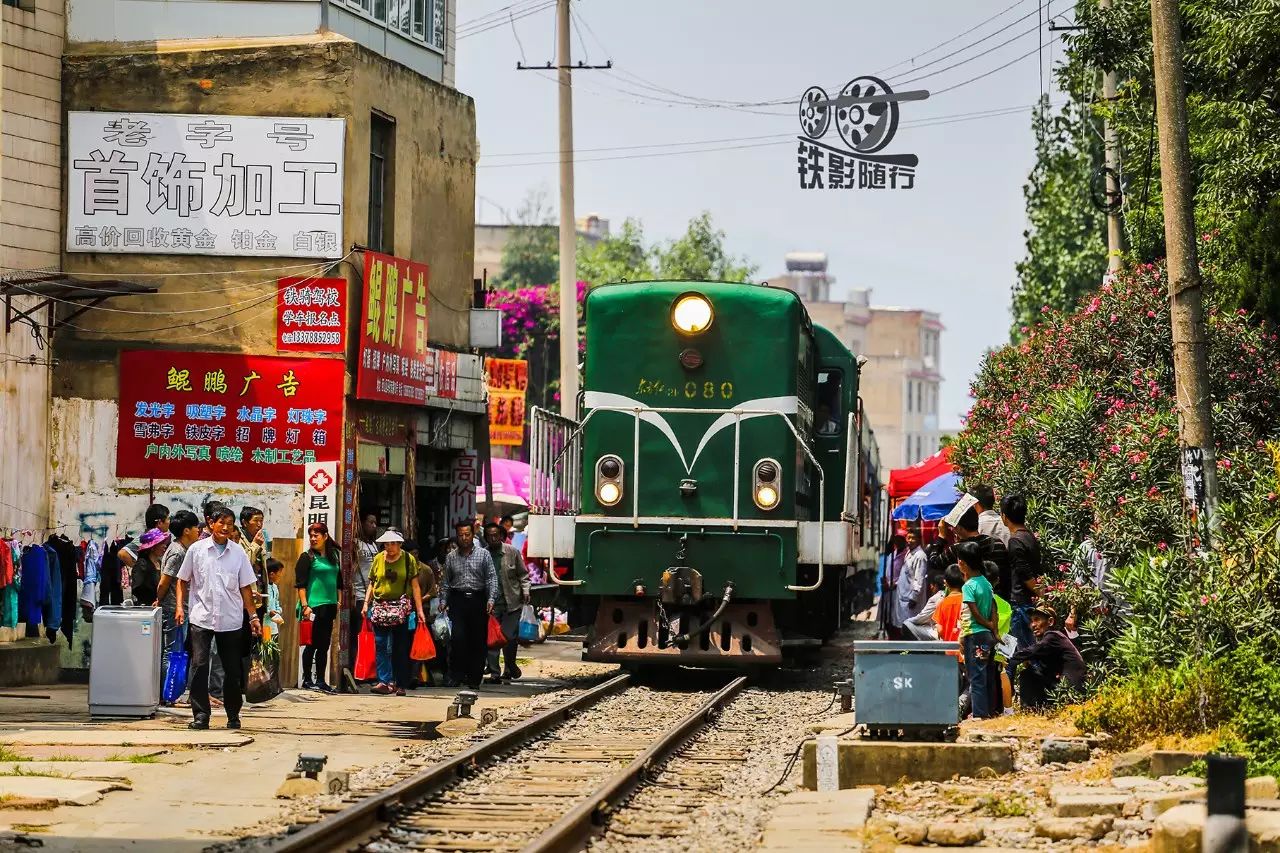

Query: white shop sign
(303, 461), (339, 534)
(67, 112), (346, 259)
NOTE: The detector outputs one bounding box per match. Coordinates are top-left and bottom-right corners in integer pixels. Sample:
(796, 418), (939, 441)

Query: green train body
(527, 280), (884, 668)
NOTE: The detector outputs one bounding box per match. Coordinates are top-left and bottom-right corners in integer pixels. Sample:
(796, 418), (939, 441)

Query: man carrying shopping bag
(484, 523), (530, 683)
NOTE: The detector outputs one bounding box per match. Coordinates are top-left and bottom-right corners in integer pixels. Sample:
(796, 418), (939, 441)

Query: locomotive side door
(813, 364), (849, 519)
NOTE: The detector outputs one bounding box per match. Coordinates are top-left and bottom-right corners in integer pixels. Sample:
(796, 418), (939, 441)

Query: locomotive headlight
(752, 458), (782, 510)
(671, 293), (714, 335)
(595, 454), (624, 507)
(754, 484), (779, 509)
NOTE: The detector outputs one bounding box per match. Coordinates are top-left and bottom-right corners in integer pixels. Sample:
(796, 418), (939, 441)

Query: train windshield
(816, 370), (843, 436)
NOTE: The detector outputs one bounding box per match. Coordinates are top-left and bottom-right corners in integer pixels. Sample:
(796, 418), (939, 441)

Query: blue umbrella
(891, 472), (963, 522)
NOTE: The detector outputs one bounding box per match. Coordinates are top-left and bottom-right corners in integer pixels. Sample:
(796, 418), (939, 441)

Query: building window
(368, 113), (395, 253)
(343, 0), (446, 52)
(916, 382), (923, 413)
(906, 381), (913, 413)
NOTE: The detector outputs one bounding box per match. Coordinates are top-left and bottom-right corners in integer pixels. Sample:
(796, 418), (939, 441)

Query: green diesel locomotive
(527, 280), (884, 669)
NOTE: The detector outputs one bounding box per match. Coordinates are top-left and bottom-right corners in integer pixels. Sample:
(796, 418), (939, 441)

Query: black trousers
(1019, 666), (1058, 710)
(447, 590), (488, 688)
(302, 603), (337, 685)
(190, 625), (245, 722)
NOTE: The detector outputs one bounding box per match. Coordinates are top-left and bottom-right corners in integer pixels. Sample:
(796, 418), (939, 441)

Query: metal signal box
(853, 640), (961, 733)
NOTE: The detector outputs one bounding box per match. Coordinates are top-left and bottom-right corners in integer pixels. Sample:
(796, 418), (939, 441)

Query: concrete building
(474, 212), (609, 282)
(0, 1), (485, 666)
(0, 0), (66, 644)
(768, 253), (943, 470)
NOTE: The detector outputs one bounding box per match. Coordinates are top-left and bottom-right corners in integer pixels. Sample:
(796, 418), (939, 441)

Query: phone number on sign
(280, 330), (342, 345)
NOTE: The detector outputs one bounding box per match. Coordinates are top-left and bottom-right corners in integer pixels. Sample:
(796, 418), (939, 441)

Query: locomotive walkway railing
(529, 407), (582, 515)
(530, 403), (826, 593)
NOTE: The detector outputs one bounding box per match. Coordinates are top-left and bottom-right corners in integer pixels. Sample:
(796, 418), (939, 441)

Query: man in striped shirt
(440, 521), (498, 689)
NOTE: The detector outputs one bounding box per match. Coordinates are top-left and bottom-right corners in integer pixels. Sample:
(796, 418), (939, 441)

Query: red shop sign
(117, 350), (344, 485)
(277, 277), (347, 353)
(356, 251), (430, 404)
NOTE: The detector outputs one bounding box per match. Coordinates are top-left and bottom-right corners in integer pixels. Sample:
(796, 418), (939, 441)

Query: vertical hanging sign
(303, 461), (339, 533)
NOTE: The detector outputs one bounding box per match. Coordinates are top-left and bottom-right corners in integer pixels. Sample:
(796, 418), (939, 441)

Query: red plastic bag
(410, 624), (436, 662)
(354, 619), (377, 681)
(298, 618), (313, 646)
(487, 614), (507, 649)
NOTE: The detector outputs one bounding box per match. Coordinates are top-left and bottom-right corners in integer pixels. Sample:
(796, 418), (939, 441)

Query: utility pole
(555, 0), (577, 419)
(1100, 0), (1126, 273)
(1150, 0), (1219, 543)
(516, 0), (610, 419)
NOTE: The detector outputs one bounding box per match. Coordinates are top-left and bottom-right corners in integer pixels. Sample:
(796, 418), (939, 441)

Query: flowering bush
(484, 280), (586, 361)
(950, 259), (1280, 672)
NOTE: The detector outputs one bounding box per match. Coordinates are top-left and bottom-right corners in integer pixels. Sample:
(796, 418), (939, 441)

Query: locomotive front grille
(585, 599), (782, 666)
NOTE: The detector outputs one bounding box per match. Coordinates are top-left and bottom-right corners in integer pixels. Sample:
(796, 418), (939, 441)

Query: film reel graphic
(799, 75), (913, 155)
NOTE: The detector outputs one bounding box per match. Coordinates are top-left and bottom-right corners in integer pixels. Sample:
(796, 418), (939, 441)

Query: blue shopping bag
(162, 624), (189, 704)
(518, 605), (540, 643)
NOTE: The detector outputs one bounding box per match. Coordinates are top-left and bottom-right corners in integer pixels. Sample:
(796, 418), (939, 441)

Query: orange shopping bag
(410, 624), (436, 662)
(354, 619), (377, 681)
(486, 614), (507, 650)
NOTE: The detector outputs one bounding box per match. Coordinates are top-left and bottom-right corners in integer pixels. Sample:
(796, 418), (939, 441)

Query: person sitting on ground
(954, 506), (1012, 600)
(1008, 605), (1086, 710)
(904, 571), (946, 641)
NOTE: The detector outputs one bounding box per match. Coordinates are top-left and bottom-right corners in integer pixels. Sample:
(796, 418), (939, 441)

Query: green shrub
(1075, 658), (1230, 750)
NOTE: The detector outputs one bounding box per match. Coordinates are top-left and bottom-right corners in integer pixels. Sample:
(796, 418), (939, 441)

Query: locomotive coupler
(671, 581), (736, 646)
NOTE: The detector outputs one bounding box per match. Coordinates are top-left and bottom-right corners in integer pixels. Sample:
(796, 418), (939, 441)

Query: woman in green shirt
(295, 522), (342, 693)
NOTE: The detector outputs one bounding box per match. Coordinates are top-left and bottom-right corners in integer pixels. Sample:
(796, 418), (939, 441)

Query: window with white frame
(342, 0), (446, 52)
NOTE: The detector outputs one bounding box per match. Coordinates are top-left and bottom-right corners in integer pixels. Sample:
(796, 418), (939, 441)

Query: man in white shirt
(905, 572), (946, 640)
(176, 506), (260, 730)
(893, 530), (929, 631)
(973, 484), (1011, 545)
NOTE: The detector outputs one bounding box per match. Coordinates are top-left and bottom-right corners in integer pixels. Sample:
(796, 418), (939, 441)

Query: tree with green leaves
(1016, 0), (1280, 330)
(652, 212), (757, 282)
(490, 190), (558, 290)
(1011, 96), (1107, 338)
(578, 218), (653, 284)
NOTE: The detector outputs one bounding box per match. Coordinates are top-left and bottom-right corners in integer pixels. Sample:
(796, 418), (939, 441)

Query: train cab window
(816, 370), (843, 436)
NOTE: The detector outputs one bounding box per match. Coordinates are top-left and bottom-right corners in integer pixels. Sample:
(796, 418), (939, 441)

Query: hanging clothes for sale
(0, 538), (14, 588)
(81, 539), (102, 620)
(99, 536), (129, 607)
(19, 544), (49, 636)
(0, 538), (16, 629)
(48, 534), (79, 644)
(44, 543), (63, 639)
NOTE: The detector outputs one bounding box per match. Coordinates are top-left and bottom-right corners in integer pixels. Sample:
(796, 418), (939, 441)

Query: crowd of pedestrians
(105, 495), (533, 731)
(881, 486), (1086, 719)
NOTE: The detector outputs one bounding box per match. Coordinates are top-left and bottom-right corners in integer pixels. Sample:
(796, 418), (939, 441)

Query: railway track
(263, 673), (748, 853)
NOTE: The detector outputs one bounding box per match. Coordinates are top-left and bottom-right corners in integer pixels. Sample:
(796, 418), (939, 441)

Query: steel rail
(522, 674), (749, 853)
(262, 673), (632, 852)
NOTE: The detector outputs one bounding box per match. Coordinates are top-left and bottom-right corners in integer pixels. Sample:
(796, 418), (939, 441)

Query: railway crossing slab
(801, 738), (1016, 788)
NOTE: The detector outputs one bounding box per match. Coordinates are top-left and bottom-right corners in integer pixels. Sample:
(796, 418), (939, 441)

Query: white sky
(457, 0), (1073, 431)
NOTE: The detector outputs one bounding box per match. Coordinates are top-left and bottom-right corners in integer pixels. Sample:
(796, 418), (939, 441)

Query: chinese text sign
(450, 451), (478, 527)
(485, 357), (527, 446)
(117, 350), (343, 485)
(68, 112), (345, 258)
(277, 277), (347, 353)
(303, 461), (339, 533)
(356, 251), (431, 404)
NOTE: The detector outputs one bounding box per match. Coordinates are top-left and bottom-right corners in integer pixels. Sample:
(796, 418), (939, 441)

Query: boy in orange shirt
(933, 564), (965, 642)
